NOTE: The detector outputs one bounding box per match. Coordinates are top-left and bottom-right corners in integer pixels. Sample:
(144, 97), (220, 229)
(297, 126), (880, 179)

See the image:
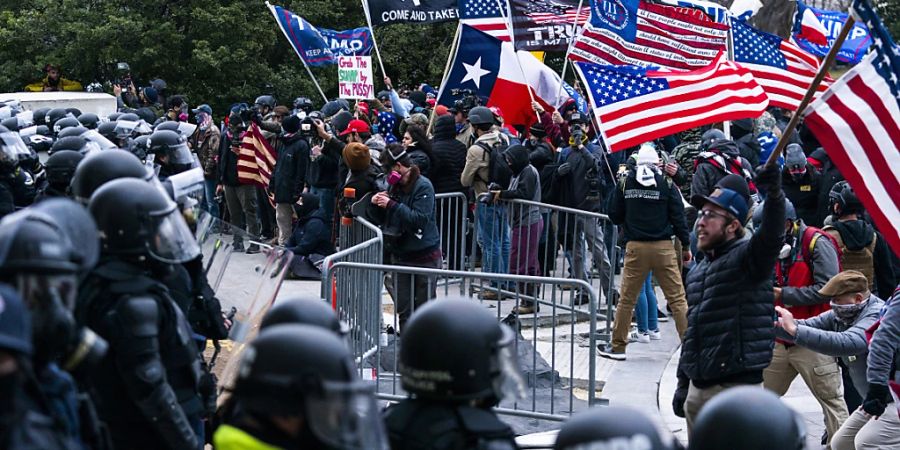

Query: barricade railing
(321, 216), (383, 365)
(434, 192), (469, 293)
(471, 197), (618, 341)
(327, 261), (602, 423)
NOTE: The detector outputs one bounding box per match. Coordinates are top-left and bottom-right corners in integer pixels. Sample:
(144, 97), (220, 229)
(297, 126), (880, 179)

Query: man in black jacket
(782, 143), (821, 227)
(430, 115), (468, 270)
(675, 166), (785, 433)
(271, 115), (309, 245)
(601, 145), (691, 360)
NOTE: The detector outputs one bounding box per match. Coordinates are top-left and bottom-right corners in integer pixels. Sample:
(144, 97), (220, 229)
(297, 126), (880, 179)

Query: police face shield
(165, 140), (194, 166)
(16, 111), (34, 128)
(0, 129), (26, 167)
(492, 324), (527, 402)
(146, 201), (202, 264)
(81, 130), (118, 152)
(305, 380), (389, 450)
(177, 122), (198, 139)
(113, 120), (152, 139)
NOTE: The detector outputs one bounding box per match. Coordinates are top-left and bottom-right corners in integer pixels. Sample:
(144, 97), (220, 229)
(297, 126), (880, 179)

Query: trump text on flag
(338, 56), (375, 99)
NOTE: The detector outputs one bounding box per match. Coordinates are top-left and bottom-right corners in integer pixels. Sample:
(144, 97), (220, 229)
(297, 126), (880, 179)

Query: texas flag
(796, 1), (829, 46)
(437, 25), (570, 127)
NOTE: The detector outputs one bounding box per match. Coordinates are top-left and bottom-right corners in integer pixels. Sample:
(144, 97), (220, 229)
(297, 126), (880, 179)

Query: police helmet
(106, 112), (122, 122)
(467, 106), (494, 126)
(53, 117), (81, 136)
(147, 129), (193, 166)
(30, 198), (100, 279)
(293, 96), (314, 112)
(50, 136), (88, 155)
(233, 324), (387, 449)
(44, 150), (84, 189)
(260, 297), (346, 336)
(255, 95), (276, 111)
(45, 108), (70, 129)
(689, 387), (806, 450)
(57, 126), (88, 139)
(1, 117), (18, 132)
(399, 298), (526, 404)
(154, 121), (179, 132)
(131, 135), (150, 161)
(0, 284), (32, 356)
(89, 178), (200, 263)
(65, 108), (81, 117)
(32, 108), (50, 126)
(0, 125), (24, 172)
(117, 112), (140, 122)
(555, 407), (676, 450)
(70, 150), (152, 203)
(77, 113), (100, 130)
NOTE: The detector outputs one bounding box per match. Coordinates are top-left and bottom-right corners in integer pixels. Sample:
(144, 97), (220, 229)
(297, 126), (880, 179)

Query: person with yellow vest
(24, 64), (82, 92)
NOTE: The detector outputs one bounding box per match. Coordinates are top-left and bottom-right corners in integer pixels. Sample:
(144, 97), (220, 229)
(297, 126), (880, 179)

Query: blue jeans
(476, 202), (510, 279)
(202, 178), (219, 218)
(311, 186), (335, 235)
(634, 272), (659, 333)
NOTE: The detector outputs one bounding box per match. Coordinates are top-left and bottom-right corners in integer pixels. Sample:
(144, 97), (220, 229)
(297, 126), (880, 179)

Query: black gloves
(673, 370), (690, 418)
(862, 383), (891, 417)
(754, 163), (782, 195)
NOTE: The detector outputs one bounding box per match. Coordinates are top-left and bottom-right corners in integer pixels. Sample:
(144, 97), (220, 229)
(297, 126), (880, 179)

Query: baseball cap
(191, 104), (212, 115)
(692, 174), (751, 225)
(339, 119), (371, 136)
(819, 270), (869, 297)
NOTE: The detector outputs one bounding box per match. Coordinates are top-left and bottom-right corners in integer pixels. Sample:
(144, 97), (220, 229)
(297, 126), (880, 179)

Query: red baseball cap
(339, 119), (371, 136)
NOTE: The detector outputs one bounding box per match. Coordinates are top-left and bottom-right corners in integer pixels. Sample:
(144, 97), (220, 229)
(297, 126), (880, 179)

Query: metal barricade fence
(321, 216), (383, 365)
(434, 192), (469, 292)
(327, 262), (603, 426)
(471, 197), (618, 342)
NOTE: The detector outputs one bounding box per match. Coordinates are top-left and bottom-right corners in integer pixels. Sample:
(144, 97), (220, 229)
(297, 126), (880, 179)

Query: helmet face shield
(166, 141), (194, 165)
(493, 324), (526, 402)
(0, 130), (26, 166)
(147, 206), (201, 264)
(82, 130), (117, 151)
(305, 380), (389, 450)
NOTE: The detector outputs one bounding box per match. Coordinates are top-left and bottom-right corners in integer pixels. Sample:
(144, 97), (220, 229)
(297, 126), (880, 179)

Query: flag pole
(428, 23), (463, 136)
(764, 15), (856, 167)
(265, 1), (328, 103)
(495, 0), (539, 121)
(555, 0), (586, 100)
(360, 0), (387, 78)
(723, 15), (735, 139)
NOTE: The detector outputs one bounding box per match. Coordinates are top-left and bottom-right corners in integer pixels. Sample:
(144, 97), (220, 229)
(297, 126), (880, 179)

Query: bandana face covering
(830, 299), (868, 324)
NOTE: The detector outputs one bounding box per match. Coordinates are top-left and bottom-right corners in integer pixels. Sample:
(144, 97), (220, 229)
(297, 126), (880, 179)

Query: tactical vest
(824, 226), (876, 291)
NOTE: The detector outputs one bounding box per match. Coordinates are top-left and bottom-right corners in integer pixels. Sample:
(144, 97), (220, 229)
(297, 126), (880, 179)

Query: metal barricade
(327, 262), (602, 427)
(434, 192), (469, 273)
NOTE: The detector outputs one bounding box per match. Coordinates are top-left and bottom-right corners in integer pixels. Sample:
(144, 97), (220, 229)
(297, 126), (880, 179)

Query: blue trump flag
(792, 1), (871, 64)
(319, 27), (374, 57)
(268, 4), (335, 67)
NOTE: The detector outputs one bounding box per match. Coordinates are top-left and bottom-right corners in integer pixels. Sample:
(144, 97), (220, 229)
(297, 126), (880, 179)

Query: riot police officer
(260, 296), (347, 336)
(70, 149), (152, 203)
(0, 125), (25, 218)
(214, 324), (388, 450)
(78, 178), (203, 450)
(383, 298), (524, 450)
(554, 407), (679, 450)
(147, 129), (194, 179)
(35, 150), (83, 201)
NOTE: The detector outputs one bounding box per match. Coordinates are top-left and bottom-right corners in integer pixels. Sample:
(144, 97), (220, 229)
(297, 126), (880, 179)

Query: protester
(285, 193), (335, 275)
(782, 143), (821, 227)
(691, 129), (757, 201)
(401, 124), (437, 178)
(218, 105), (261, 253)
(190, 104), (222, 220)
(24, 64), (82, 92)
(808, 147), (844, 227)
(270, 114), (309, 245)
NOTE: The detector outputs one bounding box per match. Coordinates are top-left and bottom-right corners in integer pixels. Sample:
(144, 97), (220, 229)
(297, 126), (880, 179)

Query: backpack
(823, 226), (877, 291)
(476, 137), (512, 188)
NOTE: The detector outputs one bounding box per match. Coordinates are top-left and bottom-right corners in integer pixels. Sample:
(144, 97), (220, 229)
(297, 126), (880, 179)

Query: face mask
(387, 170), (402, 186)
(830, 299), (868, 324)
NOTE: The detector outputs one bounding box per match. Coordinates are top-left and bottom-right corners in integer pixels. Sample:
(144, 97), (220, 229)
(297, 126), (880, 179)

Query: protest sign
(338, 56), (375, 99)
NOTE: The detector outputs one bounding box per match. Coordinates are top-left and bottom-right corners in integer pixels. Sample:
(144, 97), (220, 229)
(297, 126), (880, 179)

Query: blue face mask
(455, 122), (465, 134)
(371, 123), (379, 135)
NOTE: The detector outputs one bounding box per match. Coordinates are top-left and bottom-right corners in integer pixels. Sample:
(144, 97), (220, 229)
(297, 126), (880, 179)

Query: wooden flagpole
(266, 1), (328, 103)
(764, 15), (856, 167)
(427, 23), (463, 136)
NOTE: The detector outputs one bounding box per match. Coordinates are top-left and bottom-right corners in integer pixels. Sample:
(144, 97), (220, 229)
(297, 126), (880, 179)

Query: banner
(365, 0), (458, 26)
(319, 27), (374, 57)
(791, 2), (871, 65)
(338, 56), (375, 99)
(510, 0), (591, 51)
(269, 5), (335, 67)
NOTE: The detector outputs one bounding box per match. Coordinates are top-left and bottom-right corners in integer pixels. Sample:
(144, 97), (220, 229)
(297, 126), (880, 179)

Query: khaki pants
(611, 240), (688, 351)
(764, 344), (849, 442)
(685, 382), (763, 434)
(275, 203), (294, 246)
(832, 402), (900, 450)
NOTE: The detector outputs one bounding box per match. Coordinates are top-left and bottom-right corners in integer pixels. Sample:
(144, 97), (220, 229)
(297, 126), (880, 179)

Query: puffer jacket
(868, 289), (900, 388)
(556, 143), (604, 212)
(499, 145), (541, 228)
(430, 115), (467, 194)
(776, 295), (884, 397)
(680, 189), (786, 387)
(383, 167), (441, 257)
(270, 133), (309, 204)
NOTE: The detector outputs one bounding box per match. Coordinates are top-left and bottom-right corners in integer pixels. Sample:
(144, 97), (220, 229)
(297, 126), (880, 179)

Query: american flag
(570, 0), (728, 71)
(732, 17), (831, 111)
(237, 123), (278, 206)
(523, 0), (590, 25)
(575, 52), (769, 151)
(803, 0), (900, 255)
(459, 0), (510, 41)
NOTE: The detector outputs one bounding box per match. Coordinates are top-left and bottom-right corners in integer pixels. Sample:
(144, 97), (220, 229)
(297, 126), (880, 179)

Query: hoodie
(430, 115), (468, 194)
(826, 219), (896, 297)
(691, 139), (755, 200)
(499, 144), (541, 227)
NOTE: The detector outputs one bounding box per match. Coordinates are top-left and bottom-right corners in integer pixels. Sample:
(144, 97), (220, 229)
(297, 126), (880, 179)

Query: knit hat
(141, 87), (159, 104)
(434, 105), (449, 116)
(635, 144), (659, 165)
(529, 123), (546, 138)
(343, 142), (371, 171)
(282, 114), (301, 134)
(784, 144), (806, 170)
(409, 91), (427, 108)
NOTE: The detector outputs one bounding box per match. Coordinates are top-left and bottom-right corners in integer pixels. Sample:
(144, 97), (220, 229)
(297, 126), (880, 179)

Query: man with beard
(674, 167), (785, 433)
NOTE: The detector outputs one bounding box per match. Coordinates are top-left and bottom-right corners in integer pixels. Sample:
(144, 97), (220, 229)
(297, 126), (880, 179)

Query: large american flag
(575, 53), (769, 151)
(459, 0), (510, 41)
(732, 17), (830, 111)
(803, 0), (900, 256)
(237, 123), (278, 206)
(523, 0), (590, 25)
(570, 0), (728, 71)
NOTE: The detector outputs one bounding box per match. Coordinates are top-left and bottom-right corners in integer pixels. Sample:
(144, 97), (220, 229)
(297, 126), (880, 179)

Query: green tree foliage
(879, 0), (900, 39)
(0, 0), (453, 118)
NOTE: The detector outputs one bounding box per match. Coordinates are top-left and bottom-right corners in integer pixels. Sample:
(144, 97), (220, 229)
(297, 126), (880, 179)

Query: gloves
(672, 386), (688, 418)
(862, 383), (890, 417)
(557, 162), (572, 176)
(754, 163), (782, 194)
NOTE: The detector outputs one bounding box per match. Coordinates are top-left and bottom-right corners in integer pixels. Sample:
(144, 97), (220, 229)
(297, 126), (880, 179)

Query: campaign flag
(459, 0), (511, 41)
(237, 123), (278, 205)
(319, 27), (374, 57)
(791, 2), (871, 65)
(802, 0), (900, 256)
(437, 25), (571, 127)
(732, 17), (830, 111)
(366, 0), (458, 26)
(575, 53), (769, 151)
(570, 0), (729, 70)
(657, 0), (728, 23)
(509, 0), (591, 51)
(268, 4), (335, 67)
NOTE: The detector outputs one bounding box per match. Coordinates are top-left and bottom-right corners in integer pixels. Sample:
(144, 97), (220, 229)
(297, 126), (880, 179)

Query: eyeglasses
(697, 209), (733, 222)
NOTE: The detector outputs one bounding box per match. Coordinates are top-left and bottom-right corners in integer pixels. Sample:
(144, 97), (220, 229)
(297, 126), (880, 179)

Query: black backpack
(476, 138), (512, 187)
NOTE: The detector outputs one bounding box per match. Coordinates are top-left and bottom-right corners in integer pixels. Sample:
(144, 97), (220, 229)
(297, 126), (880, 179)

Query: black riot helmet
(293, 96), (314, 113)
(131, 135), (150, 161)
(45, 108), (69, 130)
(106, 112), (122, 122)
(32, 107), (50, 126)
(53, 117), (81, 136)
(1, 117), (18, 131)
(260, 297), (346, 336)
(147, 129), (193, 171)
(88, 178), (200, 263)
(45, 150), (85, 191)
(96, 121), (118, 142)
(50, 136), (88, 155)
(399, 298), (526, 404)
(0, 125), (24, 172)
(70, 150), (152, 203)
(117, 112), (140, 122)
(154, 121), (180, 132)
(254, 95), (276, 113)
(555, 407), (677, 450)
(689, 387), (806, 450)
(835, 183), (864, 216)
(57, 126), (88, 139)
(65, 108), (81, 117)
(30, 198), (100, 279)
(233, 324), (388, 449)
(77, 113), (100, 129)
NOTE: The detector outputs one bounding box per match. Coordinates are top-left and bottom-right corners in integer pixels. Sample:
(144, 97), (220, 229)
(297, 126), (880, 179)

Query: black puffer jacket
(680, 189), (786, 387)
(429, 115), (467, 194)
(271, 133), (310, 204)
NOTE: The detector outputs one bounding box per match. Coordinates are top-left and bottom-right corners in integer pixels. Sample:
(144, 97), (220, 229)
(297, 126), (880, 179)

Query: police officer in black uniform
(147, 129), (195, 180)
(70, 149), (153, 204)
(554, 406), (679, 450)
(78, 178), (203, 450)
(383, 298), (524, 450)
(0, 125), (33, 218)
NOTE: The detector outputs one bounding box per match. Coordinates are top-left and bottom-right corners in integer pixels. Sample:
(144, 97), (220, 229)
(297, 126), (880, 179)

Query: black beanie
(282, 114), (301, 134)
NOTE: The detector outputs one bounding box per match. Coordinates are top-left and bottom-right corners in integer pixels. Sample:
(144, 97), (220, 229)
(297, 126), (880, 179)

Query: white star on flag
(461, 57), (491, 89)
